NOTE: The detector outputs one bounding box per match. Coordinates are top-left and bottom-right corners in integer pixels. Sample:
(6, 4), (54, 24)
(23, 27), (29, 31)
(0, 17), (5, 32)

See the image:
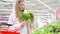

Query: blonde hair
(15, 0), (24, 22)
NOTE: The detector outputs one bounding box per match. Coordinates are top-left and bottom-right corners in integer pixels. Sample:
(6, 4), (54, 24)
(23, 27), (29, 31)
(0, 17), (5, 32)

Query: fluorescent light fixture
(25, 4), (36, 6)
(37, 0), (55, 12)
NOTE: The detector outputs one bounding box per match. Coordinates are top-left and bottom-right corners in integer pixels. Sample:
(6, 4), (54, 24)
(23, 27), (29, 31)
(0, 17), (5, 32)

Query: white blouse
(8, 11), (28, 34)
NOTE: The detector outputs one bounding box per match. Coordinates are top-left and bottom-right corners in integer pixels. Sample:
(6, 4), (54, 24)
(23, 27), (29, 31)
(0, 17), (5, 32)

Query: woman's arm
(7, 20), (28, 31)
(7, 23), (22, 31)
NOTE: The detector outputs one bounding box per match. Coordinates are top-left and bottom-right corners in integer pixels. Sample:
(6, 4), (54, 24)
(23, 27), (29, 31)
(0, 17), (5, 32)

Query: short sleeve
(8, 12), (19, 24)
(8, 13), (14, 25)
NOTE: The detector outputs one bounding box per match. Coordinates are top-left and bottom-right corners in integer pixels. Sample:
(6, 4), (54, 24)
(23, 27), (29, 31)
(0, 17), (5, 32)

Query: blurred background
(0, 0), (60, 34)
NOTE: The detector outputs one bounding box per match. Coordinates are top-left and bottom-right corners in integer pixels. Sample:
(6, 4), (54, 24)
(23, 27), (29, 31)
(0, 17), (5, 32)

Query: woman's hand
(21, 20), (28, 27)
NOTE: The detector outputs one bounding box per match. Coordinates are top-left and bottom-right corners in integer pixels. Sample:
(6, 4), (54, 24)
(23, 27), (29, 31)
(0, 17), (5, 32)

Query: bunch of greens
(20, 11), (34, 22)
(32, 21), (60, 34)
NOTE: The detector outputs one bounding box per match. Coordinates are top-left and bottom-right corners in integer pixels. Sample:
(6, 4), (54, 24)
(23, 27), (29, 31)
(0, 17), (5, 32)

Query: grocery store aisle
(0, 0), (60, 34)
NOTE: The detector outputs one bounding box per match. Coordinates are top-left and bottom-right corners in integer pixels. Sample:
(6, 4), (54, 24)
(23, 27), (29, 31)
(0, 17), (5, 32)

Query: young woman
(7, 0), (28, 34)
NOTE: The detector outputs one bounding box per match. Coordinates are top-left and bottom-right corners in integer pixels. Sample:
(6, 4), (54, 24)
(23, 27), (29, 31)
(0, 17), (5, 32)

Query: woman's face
(19, 1), (25, 11)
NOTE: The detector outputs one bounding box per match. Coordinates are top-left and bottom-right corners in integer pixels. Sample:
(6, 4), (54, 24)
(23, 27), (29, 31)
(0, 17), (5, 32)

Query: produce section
(0, 0), (60, 34)
(32, 21), (60, 34)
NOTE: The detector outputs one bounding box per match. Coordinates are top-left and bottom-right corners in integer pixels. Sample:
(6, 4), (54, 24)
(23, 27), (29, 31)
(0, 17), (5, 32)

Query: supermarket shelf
(0, 9), (12, 10)
(0, 0), (14, 3)
(0, 2), (13, 4)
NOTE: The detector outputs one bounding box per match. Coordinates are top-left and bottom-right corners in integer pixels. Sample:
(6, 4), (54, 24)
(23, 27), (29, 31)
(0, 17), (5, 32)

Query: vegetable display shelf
(32, 21), (60, 34)
(0, 30), (20, 34)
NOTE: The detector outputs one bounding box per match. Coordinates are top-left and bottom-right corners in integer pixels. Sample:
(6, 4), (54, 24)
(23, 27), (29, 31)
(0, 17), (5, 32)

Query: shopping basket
(0, 30), (20, 34)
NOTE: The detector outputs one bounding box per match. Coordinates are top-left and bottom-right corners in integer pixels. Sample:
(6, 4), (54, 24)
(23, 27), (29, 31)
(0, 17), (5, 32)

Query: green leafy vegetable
(32, 21), (60, 34)
(20, 11), (34, 22)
